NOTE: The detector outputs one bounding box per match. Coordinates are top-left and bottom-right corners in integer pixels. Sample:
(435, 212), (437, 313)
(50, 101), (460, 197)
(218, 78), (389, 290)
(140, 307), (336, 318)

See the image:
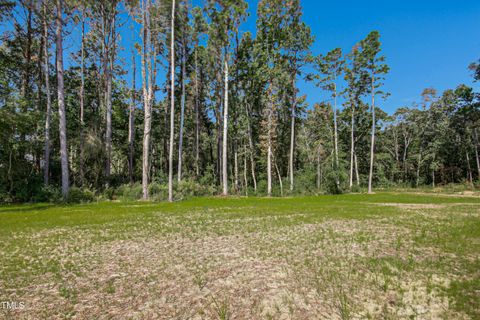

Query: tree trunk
(403, 134), (410, 182)
(466, 149), (473, 185)
(267, 97), (272, 197)
(194, 47), (200, 177)
(168, 0), (176, 202)
(432, 168), (435, 188)
(474, 128), (480, 180)
(317, 147), (321, 190)
(333, 83), (339, 178)
(245, 102), (257, 192)
(177, 37), (186, 182)
(79, 12), (85, 186)
(222, 57), (229, 196)
(354, 151), (360, 186)
(416, 146), (422, 188)
(234, 145), (238, 192)
(243, 145), (248, 196)
(288, 69), (297, 191)
(128, 27), (136, 184)
(43, 2), (52, 186)
(56, 0), (69, 198)
(368, 75), (375, 193)
(105, 15), (116, 182)
(349, 101), (355, 188)
(141, 0), (153, 199)
(274, 157), (283, 197)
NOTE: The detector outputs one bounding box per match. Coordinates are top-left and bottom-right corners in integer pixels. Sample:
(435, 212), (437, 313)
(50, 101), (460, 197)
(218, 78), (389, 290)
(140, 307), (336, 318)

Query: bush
(176, 179), (216, 199)
(0, 192), (13, 204)
(294, 168), (317, 195)
(102, 187), (116, 200)
(349, 184), (362, 193)
(117, 183), (143, 201)
(149, 182), (168, 201)
(325, 170), (347, 195)
(32, 185), (62, 203)
(67, 187), (95, 203)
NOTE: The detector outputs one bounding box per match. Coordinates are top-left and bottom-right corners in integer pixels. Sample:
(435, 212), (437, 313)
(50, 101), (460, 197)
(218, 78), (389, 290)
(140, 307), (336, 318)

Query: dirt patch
(374, 203), (447, 210)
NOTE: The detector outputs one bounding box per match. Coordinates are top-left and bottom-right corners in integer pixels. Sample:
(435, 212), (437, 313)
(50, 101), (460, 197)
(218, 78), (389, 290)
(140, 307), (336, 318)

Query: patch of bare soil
(2, 216), (468, 319)
(374, 203), (447, 210)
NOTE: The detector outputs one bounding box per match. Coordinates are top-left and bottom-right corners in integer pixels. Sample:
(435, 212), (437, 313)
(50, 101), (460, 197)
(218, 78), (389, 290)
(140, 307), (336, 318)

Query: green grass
(0, 192), (479, 319)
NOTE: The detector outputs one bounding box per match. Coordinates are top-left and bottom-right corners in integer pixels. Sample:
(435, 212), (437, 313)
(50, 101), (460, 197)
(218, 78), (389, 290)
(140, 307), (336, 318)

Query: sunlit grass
(0, 192), (478, 318)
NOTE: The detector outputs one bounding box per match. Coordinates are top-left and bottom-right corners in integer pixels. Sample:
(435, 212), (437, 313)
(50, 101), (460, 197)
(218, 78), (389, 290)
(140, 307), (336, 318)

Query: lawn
(0, 193), (479, 319)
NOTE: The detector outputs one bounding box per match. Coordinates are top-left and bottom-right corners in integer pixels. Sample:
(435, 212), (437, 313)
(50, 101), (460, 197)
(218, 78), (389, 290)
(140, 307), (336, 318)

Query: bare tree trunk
(141, 0), (153, 199)
(105, 15), (116, 181)
(168, 0), (176, 202)
(289, 71), (296, 191)
(466, 149), (473, 185)
(245, 102), (257, 192)
(354, 151), (360, 186)
(128, 27), (136, 184)
(243, 145), (248, 196)
(393, 128), (400, 183)
(274, 157), (283, 197)
(267, 98), (272, 197)
(333, 83), (339, 173)
(349, 101), (355, 188)
(474, 128), (480, 180)
(194, 48), (200, 177)
(317, 146), (321, 189)
(177, 37), (186, 182)
(368, 75), (375, 193)
(432, 168), (435, 188)
(403, 134), (410, 182)
(56, 0), (69, 198)
(222, 57), (229, 196)
(79, 11), (85, 186)
(234, 146), (238, 192)
(43, 2), (52, 186)
(416, 147), (422, 188)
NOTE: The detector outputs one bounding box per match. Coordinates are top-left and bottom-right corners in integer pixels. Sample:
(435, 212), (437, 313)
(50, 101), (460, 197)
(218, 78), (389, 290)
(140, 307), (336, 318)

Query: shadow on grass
(0, 204), (57, 214)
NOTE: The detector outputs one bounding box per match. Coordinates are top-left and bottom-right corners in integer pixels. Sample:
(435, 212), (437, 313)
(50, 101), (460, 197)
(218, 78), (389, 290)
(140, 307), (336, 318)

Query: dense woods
(0, 0), (479, 202)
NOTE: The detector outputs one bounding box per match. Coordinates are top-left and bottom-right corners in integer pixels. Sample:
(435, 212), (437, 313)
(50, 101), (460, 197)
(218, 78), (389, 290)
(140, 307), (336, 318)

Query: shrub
(0, 192), (13, 204)
(102, 187), (116, 200)
(325, 170), (347, 195)
(67, 187), (95, 203)
(148, 182), (168, 201)
(32, 185), (62, 203)
(349, 184), (362, 193)
(294, 168), (317, 195)
(176, 179), (216, 199)
(117, 183), (143, 201)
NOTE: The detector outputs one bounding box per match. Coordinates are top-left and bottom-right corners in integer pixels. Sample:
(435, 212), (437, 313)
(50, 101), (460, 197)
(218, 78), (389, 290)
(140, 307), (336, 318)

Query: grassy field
(0, 193), (479, 319)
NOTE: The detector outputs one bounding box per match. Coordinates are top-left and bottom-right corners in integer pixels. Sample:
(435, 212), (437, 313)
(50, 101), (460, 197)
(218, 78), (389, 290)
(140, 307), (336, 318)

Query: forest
(1, 1), (480, 318)
(0, 0), (479, 203)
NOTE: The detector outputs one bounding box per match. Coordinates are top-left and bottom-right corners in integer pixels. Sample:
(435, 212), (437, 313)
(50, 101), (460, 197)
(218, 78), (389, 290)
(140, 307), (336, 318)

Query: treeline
(0, 0), (479, 203)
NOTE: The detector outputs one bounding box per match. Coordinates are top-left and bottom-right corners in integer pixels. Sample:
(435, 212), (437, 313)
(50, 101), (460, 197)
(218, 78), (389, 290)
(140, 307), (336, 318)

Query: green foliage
(176, 179), (217, 199)
(66, 187), (95, 203)
(116, 183), (143, 201)
(148, 182), (169, 201)
(32, 185), (62, 203)
(324, 170), (347, 195)
(0, 0), (478, 203)
(293, 168), (318, 195)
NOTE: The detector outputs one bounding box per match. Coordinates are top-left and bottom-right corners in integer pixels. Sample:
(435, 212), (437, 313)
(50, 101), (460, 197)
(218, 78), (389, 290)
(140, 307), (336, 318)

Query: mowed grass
(0, 193), (479, 319)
